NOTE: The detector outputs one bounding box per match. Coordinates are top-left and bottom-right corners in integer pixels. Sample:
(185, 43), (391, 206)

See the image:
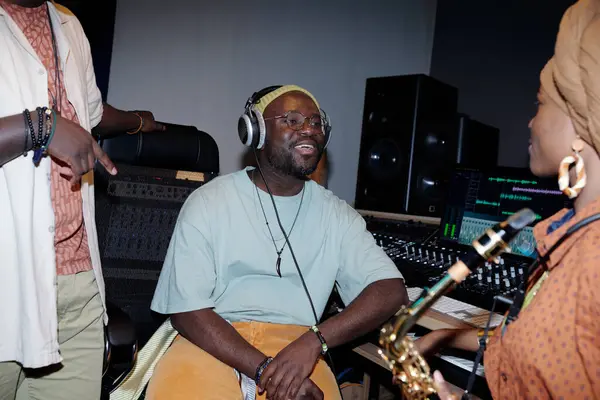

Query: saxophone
(378, 208), (537, 400)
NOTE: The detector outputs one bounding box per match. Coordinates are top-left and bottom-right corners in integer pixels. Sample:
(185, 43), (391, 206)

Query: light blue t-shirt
(151, 167), (403, 326)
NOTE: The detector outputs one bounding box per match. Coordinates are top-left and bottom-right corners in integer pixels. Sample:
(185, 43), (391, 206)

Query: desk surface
(356, 209), (441, 226)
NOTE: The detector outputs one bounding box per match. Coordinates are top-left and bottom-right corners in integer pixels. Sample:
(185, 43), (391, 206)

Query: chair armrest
(106, 301), (136, 347)
(103, 301), (138, 395)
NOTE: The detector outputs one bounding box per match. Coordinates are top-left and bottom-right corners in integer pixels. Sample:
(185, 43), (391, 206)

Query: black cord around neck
(253, 169), (304, 277)
(46, 4), (62, 113)
(251, 150), (341, 395)
(251, 149), (319, 323)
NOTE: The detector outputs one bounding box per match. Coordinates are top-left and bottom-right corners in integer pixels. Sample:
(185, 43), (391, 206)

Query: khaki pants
(0, 270), (104, 400)
(146, 321), (342, 400)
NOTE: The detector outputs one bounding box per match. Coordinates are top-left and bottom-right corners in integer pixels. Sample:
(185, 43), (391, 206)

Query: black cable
(422, 227), (440, 244)
(461, 296), (506, 400)
(47, 5), (62, 113)
(528, 212), (600, 276)
(252, 149), (319, 323)
(251, 149), (342, 396)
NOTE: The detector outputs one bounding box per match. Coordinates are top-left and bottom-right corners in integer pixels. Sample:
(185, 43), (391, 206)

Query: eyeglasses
(264, 111), (325, 132)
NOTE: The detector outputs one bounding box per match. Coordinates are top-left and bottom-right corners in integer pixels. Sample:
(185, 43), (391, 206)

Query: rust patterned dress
(484, 197), (600, 399)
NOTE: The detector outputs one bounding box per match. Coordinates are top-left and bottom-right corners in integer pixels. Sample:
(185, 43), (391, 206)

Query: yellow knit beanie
(253, 85), (320, 114)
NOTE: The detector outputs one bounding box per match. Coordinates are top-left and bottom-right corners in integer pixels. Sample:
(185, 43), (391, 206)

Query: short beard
(265, 142), (322, 178)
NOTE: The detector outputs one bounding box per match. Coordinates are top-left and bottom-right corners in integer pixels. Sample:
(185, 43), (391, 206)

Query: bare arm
(0, 112), (34, 167)
(94, 104), (141, 135)
(0, 110), (115, 180)
(170, 308), (267, 379)
(318, 278), (408, 348)
(444, 328), (480, 352)
(94, 104), (164, 137)
(414, 328), (480, 357)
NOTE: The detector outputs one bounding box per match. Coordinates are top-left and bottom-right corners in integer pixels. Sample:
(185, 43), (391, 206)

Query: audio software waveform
(488, 177), (538, 185)
(512, 186), (563, 195)
(476, 193), (530, 207)
(476, 199), (499, 207)
(499, 193), (532, 201)
(458, 216), (537, 257)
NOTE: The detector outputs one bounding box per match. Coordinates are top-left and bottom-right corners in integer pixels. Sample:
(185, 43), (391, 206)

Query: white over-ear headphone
(237, 85), (332, 150)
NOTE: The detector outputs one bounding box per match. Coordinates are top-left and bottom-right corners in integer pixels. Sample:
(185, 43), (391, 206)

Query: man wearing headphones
(148, 85), (408, 400)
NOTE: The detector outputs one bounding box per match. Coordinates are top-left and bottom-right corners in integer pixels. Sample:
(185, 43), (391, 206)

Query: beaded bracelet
(254, 356), (273, 385)
(22, 110), (31, 156)
(41, 108), (57, 152)
(35, 107), (44, 151)
(26, 107), (56, 164)
(310, 325), (328, 355)
(23, 109), (36, 150)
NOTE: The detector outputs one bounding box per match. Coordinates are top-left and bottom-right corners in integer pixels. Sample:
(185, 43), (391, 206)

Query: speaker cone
(367, 138), (404, 181)
(415, 169), (445, 200)
(422, 131), (448, 157)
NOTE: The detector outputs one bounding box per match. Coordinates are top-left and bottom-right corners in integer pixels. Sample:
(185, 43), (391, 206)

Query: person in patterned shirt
(414, 0), (600, 399)
(0, 1), (164, 399)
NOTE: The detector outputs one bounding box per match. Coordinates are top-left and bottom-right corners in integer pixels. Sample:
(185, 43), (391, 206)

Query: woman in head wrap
(414, 0), (600, 398)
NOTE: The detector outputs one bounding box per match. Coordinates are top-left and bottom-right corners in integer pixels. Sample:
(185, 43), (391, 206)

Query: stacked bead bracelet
(23, 107), (57, 164)
(254, 356), (274, 385)
(253, 327), (328, 387)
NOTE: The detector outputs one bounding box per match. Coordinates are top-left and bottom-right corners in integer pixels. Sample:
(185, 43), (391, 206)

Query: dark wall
(58, 0), (117, 101)
(430, 0), (575, 168)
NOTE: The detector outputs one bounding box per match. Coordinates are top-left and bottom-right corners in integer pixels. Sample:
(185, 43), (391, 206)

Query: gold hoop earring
(558, 138), (586, 199)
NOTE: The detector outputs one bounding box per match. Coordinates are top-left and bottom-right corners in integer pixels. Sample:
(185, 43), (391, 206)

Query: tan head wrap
(540, 0), (600, 152)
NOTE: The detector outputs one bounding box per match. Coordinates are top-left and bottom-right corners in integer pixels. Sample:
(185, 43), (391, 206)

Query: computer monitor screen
(439, 166), (572, 258)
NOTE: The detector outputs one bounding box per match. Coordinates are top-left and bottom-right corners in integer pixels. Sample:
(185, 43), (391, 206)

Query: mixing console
(364, 165), (570, 313)
(371, 232), (532, 312)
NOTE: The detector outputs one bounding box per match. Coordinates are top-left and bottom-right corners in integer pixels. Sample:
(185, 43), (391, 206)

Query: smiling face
(260, 91), (326, 178)
(528, 90), (577, 177)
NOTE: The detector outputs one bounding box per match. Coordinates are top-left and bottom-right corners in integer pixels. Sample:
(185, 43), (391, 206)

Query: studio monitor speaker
(354, 74), (459, 217)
